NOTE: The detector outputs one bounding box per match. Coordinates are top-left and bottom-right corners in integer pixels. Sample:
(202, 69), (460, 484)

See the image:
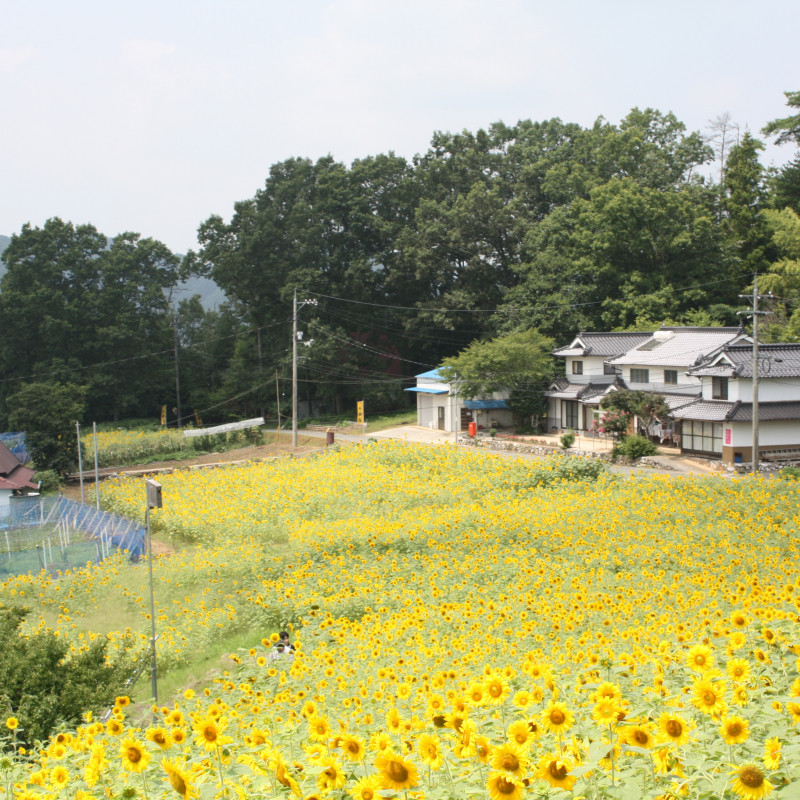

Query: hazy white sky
(2, 0), (797, 254)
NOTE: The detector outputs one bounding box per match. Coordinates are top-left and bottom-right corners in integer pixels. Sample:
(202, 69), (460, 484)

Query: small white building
(406, 369), (512, 432)
(0, 441), (38, 512)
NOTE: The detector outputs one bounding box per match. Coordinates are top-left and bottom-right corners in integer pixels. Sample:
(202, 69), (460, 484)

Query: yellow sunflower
(374, 752), (419, 791)
(146, 727), (172, 750)
(763, 738), (781, 770)
(307, 714), (332, 742)
(339, 733), (366, 763)
(161, 758), (197, 799)
(119, 736), (150, 773)
(316, 757), (346, 792)
(349, 775), (381, 800)
(730, 763), (774, 799)
(192, 717), (231, 752)
(483, 674), (511, 706)
(692, 679), (727, 717)
(5, 717), (18, 730)
(687, 644), (715, 673)
(658, 713), (691, 746)
(490, 742), (528, 778)
(486, 770), (524, 800)
(720, 715), (750, 746)
(625, 723), (654, 750)
(417, 733), (443, 770)
(50, 765), (70, 789)
(537, 754), (575, 791)
(506, 720), (533, 748)
(541, 700), (574, 734)
(727, 658), (752, 683)
(592, 697), (621, 727)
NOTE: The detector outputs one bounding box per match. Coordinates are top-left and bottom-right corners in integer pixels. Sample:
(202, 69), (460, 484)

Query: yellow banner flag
(160, 405), (167, 426)
(356, 401), (364, 424)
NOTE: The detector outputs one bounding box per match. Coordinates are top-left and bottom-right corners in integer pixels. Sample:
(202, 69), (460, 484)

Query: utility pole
(739, 275), (772, 475)
(292, 289), (298, 448)
(173, 310), (182, 429)
(292, 290), (317, 448)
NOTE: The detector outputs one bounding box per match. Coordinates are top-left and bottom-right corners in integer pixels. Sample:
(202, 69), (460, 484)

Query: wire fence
(0, 496), (145, 580)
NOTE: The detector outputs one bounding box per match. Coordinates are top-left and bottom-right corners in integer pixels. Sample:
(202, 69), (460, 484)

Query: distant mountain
(0, 235), (9, 280)
(0, 233), (226, 309)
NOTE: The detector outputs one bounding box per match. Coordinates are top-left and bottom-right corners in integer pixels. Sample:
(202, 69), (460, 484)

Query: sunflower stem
(141, 769), (151, 800)
(215, 744), (227, 796)
(608, 724), (616, 787)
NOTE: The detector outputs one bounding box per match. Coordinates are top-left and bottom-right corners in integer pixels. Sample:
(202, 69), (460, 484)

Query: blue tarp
(405, 387), (448, 394)
(464, 399), (510, 410)
(0, 432), (28, 464)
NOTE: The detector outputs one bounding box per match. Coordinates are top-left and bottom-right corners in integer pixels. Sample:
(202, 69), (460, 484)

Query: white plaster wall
(728, 420), (800, 447)
(0, 490), (11, 510)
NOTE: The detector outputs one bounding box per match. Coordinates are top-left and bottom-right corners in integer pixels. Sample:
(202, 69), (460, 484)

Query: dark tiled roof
(553, 331), (652, 358)
(607, 328), (745, 367)
(691, 344), (800, 379)
(661, 392), (701, 411)
(727, 402), (800, 422)
(671, 401), (736, 422)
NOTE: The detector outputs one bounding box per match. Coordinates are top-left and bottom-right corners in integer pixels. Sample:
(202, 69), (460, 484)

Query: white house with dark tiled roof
(547, 326), (755, 456)
(676, 343), (800, 464)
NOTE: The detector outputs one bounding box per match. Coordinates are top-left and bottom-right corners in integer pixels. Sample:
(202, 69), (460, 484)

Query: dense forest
(2, 93), (799, 428)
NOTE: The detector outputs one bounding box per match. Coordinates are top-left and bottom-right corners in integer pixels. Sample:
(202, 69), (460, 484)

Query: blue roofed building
(406, 369), (512, 432)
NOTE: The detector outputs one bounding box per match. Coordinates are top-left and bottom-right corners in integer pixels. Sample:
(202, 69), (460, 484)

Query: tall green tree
(722, 132), (773, 281)
(438, 329), (554, 422)
(0, 220), (180, 421)
(6, 382), (86, 475)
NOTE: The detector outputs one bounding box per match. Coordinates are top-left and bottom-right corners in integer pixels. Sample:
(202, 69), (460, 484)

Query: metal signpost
(145, 479), (162, 704)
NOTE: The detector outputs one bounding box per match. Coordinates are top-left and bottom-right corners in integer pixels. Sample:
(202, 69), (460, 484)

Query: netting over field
(0, 496), (145, 579)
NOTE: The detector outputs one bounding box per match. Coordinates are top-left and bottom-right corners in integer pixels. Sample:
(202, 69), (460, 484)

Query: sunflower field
(1, 441), (800, 799)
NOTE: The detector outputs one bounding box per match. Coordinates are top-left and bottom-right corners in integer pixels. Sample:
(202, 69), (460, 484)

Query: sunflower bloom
(374, 752), (419, 791)
(763, 738), (781, 770)
(727, 658), (752, 683)
(339, 733), (366, 763)
(486, 770), (524, 800)
(730, 763), (774, 799)
(349, 775), (380, 800)
(687, 644), (715, 673)
(537, 754), (576, 791)
(161, 758), (197, 799)
(307, 714), (332, 742)
(119, 736), (150, 773)
(541, 700), (574, 734)
(506, 720), (534, 749)
(317, 757), (346, 792)
(417, 733), (443, 770)
(625, 723), (654, 750)
(692, 679), (727, 717)
(192, 717), (231, 752)
(147, 727), (172, 750)
(490, 741), (528, 778)
(658, 713), (691, 746)
(483, 674), (511, 706)
(720, 715), (750, 746)
(592, 698), (621, 727)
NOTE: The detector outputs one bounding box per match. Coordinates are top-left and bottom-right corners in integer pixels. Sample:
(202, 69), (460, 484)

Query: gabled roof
(606, 327), (746, 367)
(689, 343), (800, 379)
(553, 331), (652, 358)
(671, 400), (800, 423)
(0, 441), (38, 491)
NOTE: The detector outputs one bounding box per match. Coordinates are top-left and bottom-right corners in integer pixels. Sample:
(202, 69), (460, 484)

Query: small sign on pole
(146, 479), (162, 509)
(356, 401), (364, 425)
(160, 405), (167, 426)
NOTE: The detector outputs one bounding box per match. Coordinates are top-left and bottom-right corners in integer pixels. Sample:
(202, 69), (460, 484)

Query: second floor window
(630, 368), (649, 384)
(572, 360), (583, 375)
(712, 376), (729, 400)
(664, 369), (678, 385)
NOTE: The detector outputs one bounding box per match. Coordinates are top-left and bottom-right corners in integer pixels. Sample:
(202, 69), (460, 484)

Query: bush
(615, 434), (657, 460)
(32, 470), (61, 494)
(0, 607), (134, 748)
(779, 466), (800, 480)
(560, 430), (575, 450)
